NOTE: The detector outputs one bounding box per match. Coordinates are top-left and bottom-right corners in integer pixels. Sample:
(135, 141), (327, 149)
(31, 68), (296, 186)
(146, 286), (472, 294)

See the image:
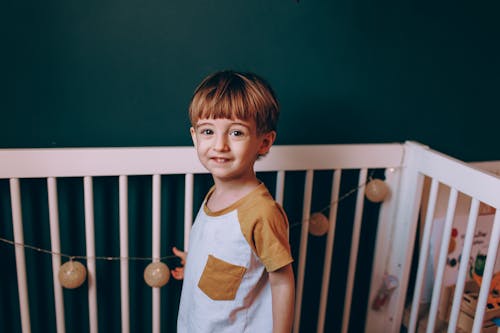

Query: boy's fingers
(172, 246), (187, 263)
(171, 268), (184, 280)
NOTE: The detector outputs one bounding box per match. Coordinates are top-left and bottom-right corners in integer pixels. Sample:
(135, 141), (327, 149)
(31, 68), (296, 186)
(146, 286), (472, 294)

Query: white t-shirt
(177, 183), (293, 333)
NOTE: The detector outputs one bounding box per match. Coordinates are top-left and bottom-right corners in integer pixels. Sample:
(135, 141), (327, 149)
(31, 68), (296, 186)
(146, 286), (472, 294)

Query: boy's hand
(171, 246), (187, 280)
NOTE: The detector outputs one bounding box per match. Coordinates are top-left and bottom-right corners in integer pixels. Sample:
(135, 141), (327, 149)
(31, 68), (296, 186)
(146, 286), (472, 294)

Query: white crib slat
(293, 170), (314, 333)
(426, 188), (458, 333)
(472, 212), (500, 333)
(84, 176), (98, 333)
(47, 177), (66, 333)
(275, 170), (285, 206)
(9, 178), (32, 333)
(447, 198), (480, 333)
(152, 174), (161, 333)
(341, 168), (368, 333)
(119, 175), (130, 333)
(317, 169), (341, 333)
(408, 178), (439, 333)
(184, 174), (194, 249)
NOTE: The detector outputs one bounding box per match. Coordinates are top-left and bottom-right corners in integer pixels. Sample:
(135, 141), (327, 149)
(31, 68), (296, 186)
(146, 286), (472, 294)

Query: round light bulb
(365, 179), (389, 203)
(59, 260), (87, 289)
(144, 261), (170, 288)
(308, 212), (329, 236)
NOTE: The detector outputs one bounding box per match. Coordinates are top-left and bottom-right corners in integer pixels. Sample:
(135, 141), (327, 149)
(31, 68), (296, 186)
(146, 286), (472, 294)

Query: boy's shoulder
(244, 183), (282, 208)
(237, 183), (287, 223)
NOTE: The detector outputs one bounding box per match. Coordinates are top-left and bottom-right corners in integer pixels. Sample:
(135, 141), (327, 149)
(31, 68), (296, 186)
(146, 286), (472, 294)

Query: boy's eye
(199, 128), (213, 135)
(230, 130), (244, 137)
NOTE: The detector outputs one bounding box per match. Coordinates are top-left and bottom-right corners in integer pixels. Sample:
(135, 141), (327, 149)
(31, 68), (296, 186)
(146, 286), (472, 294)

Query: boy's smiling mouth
(210, 157), (231, 163)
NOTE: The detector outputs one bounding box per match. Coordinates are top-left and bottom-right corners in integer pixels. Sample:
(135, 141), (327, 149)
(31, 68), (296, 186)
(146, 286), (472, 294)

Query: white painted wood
(383, 142), (426, 332)
(472, 212), (500, 333)
(447, 198), (479, 333)
(317, 170), (341, 333)
(259, 144), (405, 171)
(341, 169), (368, 333)
(364, 166), (402, 333)
(275, 170), (285, 206)
(184, 174), (194, 249)
(119, 175), (130, 333)
(407, 178), (439, 333)
(417, 147), (500, 208)
(0, 147), (202, 178)
(9, 178), (31, 333)
(0, 144), (404, 178)
(293, 170), (314, 333)
(84, 176), (98, 333)
(47, 177), (66, 333)
(426, 188), (458, 333)
(152, 175), (161, 333)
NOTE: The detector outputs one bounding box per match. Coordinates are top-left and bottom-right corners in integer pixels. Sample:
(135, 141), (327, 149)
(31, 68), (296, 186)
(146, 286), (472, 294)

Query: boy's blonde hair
(189, 71), (279, 135)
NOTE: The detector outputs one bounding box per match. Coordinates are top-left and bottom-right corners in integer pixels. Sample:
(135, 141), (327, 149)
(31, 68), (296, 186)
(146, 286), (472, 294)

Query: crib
(0, 141), (499, 333)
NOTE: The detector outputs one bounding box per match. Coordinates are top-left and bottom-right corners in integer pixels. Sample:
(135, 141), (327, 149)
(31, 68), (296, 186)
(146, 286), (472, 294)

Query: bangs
(189, 71), (279, 134)
(192, 84), (252, 122)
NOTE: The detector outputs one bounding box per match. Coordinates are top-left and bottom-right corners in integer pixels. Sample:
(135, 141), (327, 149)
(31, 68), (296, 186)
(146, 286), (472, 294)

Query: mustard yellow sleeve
(250, 205), (294, 272)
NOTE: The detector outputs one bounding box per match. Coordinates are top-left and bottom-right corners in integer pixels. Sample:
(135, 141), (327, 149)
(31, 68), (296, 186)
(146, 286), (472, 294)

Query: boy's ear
(190, 127), (197, 147)
(258, 131), (277, 155)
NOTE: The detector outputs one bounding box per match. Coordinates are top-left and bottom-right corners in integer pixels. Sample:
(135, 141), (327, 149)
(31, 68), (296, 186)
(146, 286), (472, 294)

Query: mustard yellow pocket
(198, 255), (247, 301)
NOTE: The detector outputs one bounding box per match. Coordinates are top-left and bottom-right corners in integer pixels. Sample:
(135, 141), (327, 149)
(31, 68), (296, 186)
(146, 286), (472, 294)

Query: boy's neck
(207, 176), (261, 212)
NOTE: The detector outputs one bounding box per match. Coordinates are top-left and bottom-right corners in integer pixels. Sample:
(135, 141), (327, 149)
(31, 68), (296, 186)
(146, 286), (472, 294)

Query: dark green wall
(2, 1), (499, 161)
(1, 2), (499, 331)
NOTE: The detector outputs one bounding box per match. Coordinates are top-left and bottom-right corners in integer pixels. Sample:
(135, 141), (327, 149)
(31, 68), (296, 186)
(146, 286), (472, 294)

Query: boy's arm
(269, 263), (295, 333)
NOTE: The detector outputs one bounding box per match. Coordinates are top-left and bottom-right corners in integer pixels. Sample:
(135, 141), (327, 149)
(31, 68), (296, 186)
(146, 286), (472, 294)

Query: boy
(172, 70), (295, 333)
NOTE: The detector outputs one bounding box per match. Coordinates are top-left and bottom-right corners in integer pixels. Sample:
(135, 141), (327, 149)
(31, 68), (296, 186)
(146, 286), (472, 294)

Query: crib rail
(0, 144), (403, 178)
(1, 142), (498, 333)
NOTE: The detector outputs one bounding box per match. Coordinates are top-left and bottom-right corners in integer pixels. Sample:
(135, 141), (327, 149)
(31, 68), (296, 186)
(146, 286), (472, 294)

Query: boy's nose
(213, 134), (229, 151)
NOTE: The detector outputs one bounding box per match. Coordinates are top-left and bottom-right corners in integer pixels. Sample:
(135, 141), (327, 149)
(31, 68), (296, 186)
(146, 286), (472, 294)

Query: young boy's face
(190, 117), (276, 183)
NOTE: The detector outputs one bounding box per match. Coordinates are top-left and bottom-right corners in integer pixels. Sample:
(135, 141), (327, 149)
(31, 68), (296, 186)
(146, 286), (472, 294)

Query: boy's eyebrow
(195, 120), (252, 129)
(230, 121), (252, 129)
(194, 121), (213, 127)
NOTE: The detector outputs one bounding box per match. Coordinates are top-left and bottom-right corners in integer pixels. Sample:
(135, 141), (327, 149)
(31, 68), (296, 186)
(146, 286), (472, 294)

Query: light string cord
(288, 169), (377, 229)
(0, 236), (177, 262)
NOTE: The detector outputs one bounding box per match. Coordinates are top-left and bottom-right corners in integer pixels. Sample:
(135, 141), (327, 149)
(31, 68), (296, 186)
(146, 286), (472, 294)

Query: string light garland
(0, 236), (177, 262)
(0, 236), (178, 289)
(289, 172), (391, 232)
(0, 172), (392, 289)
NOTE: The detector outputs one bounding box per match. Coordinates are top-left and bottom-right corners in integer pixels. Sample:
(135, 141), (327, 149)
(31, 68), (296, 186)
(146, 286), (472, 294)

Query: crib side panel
(370, 143), (500, 333)
(0, 144), (407, 333)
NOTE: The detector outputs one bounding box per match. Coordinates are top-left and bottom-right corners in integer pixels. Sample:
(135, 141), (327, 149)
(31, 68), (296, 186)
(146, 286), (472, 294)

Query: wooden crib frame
(1, 141), (499, 333)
